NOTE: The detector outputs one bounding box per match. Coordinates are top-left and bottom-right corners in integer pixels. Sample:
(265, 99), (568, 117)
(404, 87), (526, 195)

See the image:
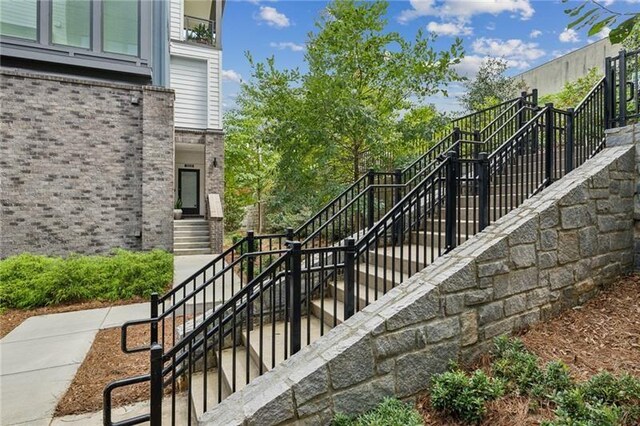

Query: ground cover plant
(0, 249), (173, 310)
(427, 336), (640, 426)
(333, 398), (423, 426)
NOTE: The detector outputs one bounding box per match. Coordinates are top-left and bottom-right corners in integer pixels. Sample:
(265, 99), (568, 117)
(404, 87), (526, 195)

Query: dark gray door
(178, 169), (200, 215)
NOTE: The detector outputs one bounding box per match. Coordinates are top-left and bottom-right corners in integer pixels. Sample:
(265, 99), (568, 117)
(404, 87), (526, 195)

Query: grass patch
(0, 250), (173, 309)
(428, 336), (640, 425)
(333, 398), (423, 426)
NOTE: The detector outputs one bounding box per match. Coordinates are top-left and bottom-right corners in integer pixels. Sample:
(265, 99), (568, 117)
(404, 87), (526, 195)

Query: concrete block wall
(0, 70), (175, 257)
(201, 141), (635, 425)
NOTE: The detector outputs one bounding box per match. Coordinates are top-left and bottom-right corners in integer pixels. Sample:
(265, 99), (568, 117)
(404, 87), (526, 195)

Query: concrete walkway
(0, 254), (222, 426)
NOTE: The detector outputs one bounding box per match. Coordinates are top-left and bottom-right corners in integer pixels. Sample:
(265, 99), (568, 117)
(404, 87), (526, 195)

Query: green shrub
(0, 250), (173, 309)
(492, 344), (543, 394)
(332, 398), (423, 426)
(544, 373), (640, 426)
(430, 369), (504, 423)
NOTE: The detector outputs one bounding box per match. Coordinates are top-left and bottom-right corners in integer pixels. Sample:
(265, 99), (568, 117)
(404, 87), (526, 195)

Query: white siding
(169, 0), (183, 41)
(170, 42), (223, 130)
(171, 56), (208, 129)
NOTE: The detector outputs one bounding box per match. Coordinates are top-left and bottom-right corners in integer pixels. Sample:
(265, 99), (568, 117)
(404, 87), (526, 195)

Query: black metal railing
(184, 15), (216, 46)
(606, 48), (640, 127)
(108, 89), (615, 425)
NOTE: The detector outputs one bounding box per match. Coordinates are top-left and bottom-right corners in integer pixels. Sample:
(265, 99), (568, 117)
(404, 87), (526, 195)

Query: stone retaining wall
(0, 70), (175, 257)
(201, 140), (635, 425)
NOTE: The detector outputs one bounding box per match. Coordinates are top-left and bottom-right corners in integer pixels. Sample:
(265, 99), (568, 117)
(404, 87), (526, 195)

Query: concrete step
(174, 241), (212, 250)
(355, 263), (409, 294)
(174, 235), (211, 243)
(311, 297), (345, 328)
(174, 248), (212, 256)
(328, 279), (385, 309)
(190, 368), (228, 421)
(242, 316), (324, 373)
(219, 346), (261, 395)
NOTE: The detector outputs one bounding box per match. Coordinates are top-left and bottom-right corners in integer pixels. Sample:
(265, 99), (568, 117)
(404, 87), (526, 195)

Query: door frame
(178, 168), (200, 215)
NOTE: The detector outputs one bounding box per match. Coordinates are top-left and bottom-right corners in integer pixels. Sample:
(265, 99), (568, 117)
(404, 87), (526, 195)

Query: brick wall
(200, 140), (635, 425)
(0, 70), (175, 257)
(175, 128), (224, 252)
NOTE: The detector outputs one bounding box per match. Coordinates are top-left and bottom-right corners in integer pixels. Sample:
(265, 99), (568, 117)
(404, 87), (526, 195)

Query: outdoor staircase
(184, 145), (557, 421)
(173, 219), (212, 255)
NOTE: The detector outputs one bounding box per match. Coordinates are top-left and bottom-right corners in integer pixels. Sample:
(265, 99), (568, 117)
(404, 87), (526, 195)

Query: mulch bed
(0, 298), (146, 339)
(55, 318), (182, 416)
(418, 273), (640, 425)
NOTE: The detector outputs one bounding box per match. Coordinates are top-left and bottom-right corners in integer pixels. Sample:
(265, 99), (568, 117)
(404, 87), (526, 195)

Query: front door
(178, 169), (200, 215)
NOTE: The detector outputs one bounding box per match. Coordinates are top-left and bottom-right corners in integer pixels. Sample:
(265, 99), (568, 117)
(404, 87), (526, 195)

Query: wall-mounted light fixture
(211, 157), (217, 168)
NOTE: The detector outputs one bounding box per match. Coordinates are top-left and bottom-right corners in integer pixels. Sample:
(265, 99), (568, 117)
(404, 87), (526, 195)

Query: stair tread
(220, 347), (261, 394)
(311, 297), (345, 327)
(243, 315), (324, 372)
(190, 368), (227, 418)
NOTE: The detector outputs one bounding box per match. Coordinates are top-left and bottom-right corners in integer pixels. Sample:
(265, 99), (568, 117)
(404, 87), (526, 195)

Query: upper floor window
(103, 0), (138, 56)
(0, 0), (38, 40)
(51, 0), (91, 49)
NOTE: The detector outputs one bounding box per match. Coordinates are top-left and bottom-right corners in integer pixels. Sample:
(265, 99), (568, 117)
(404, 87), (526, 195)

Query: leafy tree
(226, 0), (463, 231)
(459, 58), (527, 112)
(539, 67), (603, 110)
(622, 22), (640, 51)
(563, 0), (639, 44)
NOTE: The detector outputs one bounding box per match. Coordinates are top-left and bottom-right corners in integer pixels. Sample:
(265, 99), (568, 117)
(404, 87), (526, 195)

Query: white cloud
(269, 41), (305, 52)
(486, 22), (496, 31)
(399, 0), (534, 24)
(426, 20), (472, 36)
(596, 26), (611, 40)
(529, 29), (542, 38)
(256, 6), (290, 28)
(559, 28), (580, 43)
(222, 69), (242, 83)
(472, 37), (545, 62)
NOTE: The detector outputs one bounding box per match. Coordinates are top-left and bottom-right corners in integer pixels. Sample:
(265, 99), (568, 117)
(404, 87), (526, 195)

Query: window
(103, 0), (138, 56)
(0, 0), (38, 40)
(51, 0), (91, 49)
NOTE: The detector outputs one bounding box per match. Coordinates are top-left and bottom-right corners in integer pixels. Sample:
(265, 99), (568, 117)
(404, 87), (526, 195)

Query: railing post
(445, 151), (458, 252)
(289, 242), (302, 355)
(477, 152), (490, 231)
(285, 227), (294, 247)
(246, 230), (255, 282)
(246, 230), (255, 330)
(392, 168), (403, 244)
(343, 238), (356, 320)
(150, 293), (158, 345)
(452, 127), (461, 150)
(565, 108), (575, 174)
(149, 343), (163, 426)
(544, 104), (555, 185)
(605, 56), (613, 128)
(367, 168), (375, 230)
(472, 130), (481, 191)
(531, 88), (538, 108)
(518, 91), (527, 128)
(618, 49), (627, 127)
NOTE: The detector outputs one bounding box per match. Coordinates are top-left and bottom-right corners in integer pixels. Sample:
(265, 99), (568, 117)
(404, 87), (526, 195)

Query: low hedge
(0, 249), (173, 309)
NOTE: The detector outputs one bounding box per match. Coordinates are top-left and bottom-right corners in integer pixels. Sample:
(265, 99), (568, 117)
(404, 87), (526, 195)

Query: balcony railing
(184, 15), (215, 47)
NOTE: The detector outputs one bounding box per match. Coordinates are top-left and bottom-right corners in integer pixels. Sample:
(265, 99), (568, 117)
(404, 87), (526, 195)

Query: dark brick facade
(175, 128), (225, 252)
(0, 70), (175, 257)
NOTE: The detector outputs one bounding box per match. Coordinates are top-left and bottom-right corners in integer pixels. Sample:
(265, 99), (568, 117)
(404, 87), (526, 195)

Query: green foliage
(430, 368), (504, 423)
(225, 0), (462, 233)
(174, 198), (182, 209)
(540, 68), (603, 110)
(622, 22), (640, 51)
(0, 250), (173, 309)
(430, 337), (639, 426)
(332, 398), (423, 426)
(544, 372), (640, 426)
(563, 0), (639, 44)
(458, 57), (528, 112)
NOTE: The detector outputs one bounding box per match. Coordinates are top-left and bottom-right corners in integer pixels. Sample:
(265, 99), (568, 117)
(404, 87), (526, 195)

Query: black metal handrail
(104, 90), (543, 425)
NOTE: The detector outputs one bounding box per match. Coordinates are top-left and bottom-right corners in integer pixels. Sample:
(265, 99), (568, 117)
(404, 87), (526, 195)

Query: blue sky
(221, 0), (640, 112)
